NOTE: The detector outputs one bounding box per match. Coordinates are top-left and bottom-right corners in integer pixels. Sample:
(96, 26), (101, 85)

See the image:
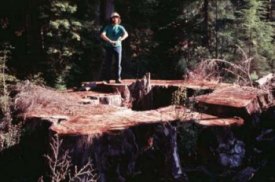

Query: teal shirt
(102, 24), (127, 47)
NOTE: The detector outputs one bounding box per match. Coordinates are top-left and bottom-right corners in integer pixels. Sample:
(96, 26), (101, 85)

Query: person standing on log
(100, 12), (128, 84)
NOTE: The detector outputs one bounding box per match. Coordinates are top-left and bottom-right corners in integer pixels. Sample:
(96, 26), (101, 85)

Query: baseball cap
(110, 12), (120, 18)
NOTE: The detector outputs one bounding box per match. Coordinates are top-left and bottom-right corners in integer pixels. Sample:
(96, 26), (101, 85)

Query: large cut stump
(4, 77), (275, 181)
(194, 86), (273, 119)
(23, 105), (243, 182)
(11, 82), (246, 181)
(82, 79), (231, 110)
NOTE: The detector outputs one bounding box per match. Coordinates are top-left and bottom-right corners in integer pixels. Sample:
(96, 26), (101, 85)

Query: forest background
(0, 0), (274, 89)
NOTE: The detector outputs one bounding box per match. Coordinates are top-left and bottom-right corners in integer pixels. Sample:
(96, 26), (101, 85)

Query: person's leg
(102, 47), (113, 82)
(113, 46), (122, 82)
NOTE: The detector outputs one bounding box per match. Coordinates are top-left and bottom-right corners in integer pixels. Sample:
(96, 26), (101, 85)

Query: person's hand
(108, 40), (116, 45)
(109, 39), (121, 46)
(115, 37), (122, 45)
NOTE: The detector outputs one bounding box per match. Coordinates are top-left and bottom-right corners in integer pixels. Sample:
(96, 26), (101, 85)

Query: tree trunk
(26, 0), (44, 72)
(100, 0), (115, 24)
(203, 0), (209, 47)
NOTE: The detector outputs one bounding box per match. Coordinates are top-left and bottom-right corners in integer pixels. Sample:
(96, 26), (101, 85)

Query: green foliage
(55, 75), (67, 90)
(51, 1), (77, 14)
(40, 0), (83, 88)
(26, 73), (46, 86)
(234, 0), (275, 74)
(0, 43), (17, 114)
(117, 0), (274, 78)
(175, 1), (238, 73)
(40, 0), (104, 87)
(172, 87), (187, 106)
(0, 42), (21, 151)
(0, 122), (22, 151)
(250, 71), (259, 80)
(177, 122), (200, 156)
(1, 0), (274, 84)
(172, 87), (199, 156)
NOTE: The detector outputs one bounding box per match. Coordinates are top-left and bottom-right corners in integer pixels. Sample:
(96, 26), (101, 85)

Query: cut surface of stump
(13, 80), (273, 182)
(15, 82), (243, 135)
(82, 79), (230, 92)
(194, 86), (273, 118)
(25, 105), (244, 136)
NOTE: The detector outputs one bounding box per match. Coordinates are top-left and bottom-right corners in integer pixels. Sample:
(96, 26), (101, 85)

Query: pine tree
(208, 1), (236, 59)
(40, 0), (83, 89)
(234, 0), (275, 74)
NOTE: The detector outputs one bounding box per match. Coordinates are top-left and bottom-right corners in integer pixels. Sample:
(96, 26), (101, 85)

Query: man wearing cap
(100, 12), (128, 84)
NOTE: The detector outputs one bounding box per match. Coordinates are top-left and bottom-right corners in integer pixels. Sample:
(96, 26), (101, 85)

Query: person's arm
(118, 27), (128, 42)
(100, 31), (115, 44)
(119, 31), (128, 41)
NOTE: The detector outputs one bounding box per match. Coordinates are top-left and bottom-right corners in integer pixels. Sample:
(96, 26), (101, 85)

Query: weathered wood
(9, 79), (275, 181)
(17, 80), (247, 136)
(22, 104), (243, 182)
(194, 86), (273, 118)
(81, 79), (230, 92)
(17, 80), (275, 181)
(22, 106), (243, 136)
(81, 79), (232, 109)
(255, 73), (273, 87)
(69, 90), (123, 106)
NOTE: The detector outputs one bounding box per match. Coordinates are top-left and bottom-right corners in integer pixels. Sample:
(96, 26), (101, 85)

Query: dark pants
(102, 46), (122, 81)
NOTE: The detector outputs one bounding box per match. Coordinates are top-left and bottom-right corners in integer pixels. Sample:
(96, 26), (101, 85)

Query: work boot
(103, 80), (110, 84)
(115, 79), (122, 84)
